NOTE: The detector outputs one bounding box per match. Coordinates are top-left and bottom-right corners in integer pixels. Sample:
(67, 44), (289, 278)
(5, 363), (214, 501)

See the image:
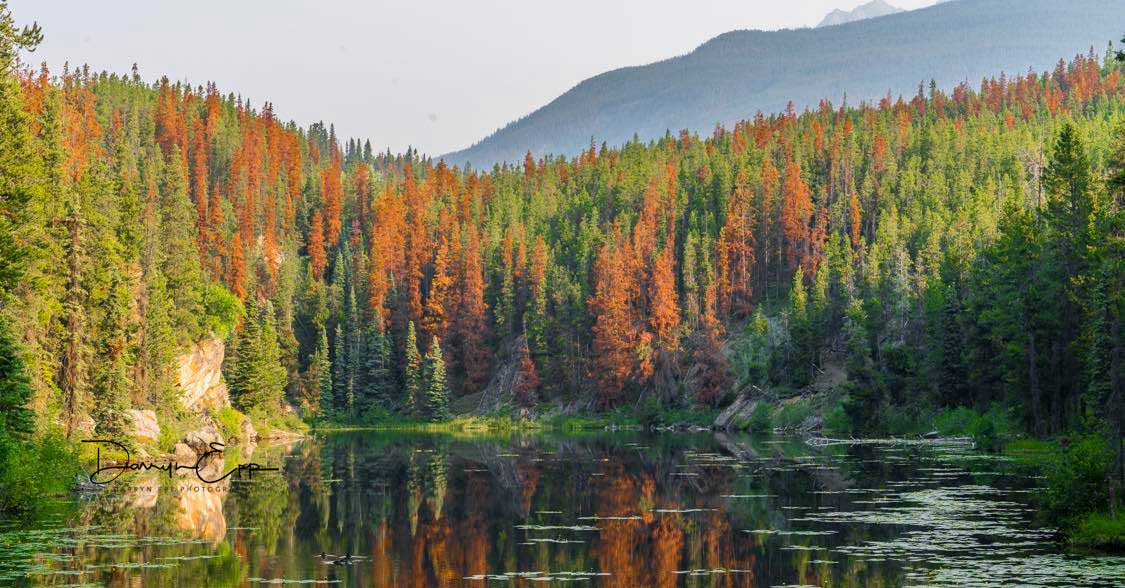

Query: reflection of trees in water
(66, 473), (246, 587)
(44, 433), (954, 586)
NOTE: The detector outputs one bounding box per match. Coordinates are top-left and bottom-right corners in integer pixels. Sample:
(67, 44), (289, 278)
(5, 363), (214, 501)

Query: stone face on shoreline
(713, 394), (758, 430)
(177, 337), (230, 413)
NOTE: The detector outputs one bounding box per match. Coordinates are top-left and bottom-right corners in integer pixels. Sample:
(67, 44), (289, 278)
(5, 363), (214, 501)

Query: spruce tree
(0, 317), (32, 441)
(158, 147), (204, 340)
(332, 322), (349, 415)
(423, 340), (450, 422)
(404, 321), (421, 415)
(228, 299), (287, 414)
(60, 202), (89, 439)
(315, 325), (333, 417)
(362, 317), (392, 411)
(92, 272), (134, 444)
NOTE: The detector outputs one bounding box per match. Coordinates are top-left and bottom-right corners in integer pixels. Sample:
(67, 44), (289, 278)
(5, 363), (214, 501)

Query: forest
(0, 3), (1121, 544)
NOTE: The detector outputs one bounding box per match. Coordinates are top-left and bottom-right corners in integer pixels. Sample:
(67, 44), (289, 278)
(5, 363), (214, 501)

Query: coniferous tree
(403, 320), (421, 415)
(332, 322), (348, 415)
(228, 299), (287, 414)
(422, 339), (449, 422)
(362, 317), (392, 411)
(60, 202), (89, 439)
(91, 272), (133, 444)
(312, 325), (333, 417)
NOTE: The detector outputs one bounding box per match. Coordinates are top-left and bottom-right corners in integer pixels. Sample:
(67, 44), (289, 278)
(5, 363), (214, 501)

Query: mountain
(817, 0), (903, 28)
(442, 0), (1121, 168)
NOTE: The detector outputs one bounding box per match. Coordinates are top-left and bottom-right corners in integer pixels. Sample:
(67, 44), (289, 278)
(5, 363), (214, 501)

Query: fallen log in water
(804, 436), (975, 448)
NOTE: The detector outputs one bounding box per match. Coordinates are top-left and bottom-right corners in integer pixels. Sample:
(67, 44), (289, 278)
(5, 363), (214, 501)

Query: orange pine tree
(589, 231), (641, 406)
(308, 209), (327, 280)
(321, 155), (343, 246)
(780, 158), (813, 270)
(228, 232), (247, 300)
(456, 224), (491, 394)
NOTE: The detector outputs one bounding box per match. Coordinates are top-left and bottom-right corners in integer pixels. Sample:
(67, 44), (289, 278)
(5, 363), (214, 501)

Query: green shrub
(1039, 437), (1111, 528)
(201, 283), (244, 339)
(637, 395), (662, 428)
(933, 404), (1017, 451)
(823, 404), (850, 434)
(0, 431), (80, 512)
(775, 399), (813, 430)
(746, 401), (773, 432)
(214, 406), (247, 441)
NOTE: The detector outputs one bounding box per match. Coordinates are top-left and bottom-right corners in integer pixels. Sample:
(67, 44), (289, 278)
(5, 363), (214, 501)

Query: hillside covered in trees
(443, 0), (1123, 167)
(0, 0), (1122, 516)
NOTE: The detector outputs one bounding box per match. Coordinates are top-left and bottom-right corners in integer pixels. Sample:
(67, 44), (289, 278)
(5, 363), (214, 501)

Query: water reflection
(1, 432), (1122, 587)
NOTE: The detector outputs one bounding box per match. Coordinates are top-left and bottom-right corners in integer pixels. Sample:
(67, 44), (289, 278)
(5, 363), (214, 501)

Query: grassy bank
(312, 402), (721, 436)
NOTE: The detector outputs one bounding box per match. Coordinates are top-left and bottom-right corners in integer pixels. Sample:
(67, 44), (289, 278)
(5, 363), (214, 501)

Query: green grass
(775, 399), (814, 429)
(1068, 511), (1125, 552)
(1004, 438), (1056, 465)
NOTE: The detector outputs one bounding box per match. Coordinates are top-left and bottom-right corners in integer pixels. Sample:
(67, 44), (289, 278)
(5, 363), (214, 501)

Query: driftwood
(804, 435), (975, 448)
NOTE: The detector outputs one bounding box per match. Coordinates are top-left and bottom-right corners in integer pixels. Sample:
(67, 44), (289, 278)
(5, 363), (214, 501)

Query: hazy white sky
(11, 0), (940, 156)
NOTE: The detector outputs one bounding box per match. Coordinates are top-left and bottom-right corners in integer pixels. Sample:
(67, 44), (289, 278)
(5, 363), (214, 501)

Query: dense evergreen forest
(0, 3), (1121, 524)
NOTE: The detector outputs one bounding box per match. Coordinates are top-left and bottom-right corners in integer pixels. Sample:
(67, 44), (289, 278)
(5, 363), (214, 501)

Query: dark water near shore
(1, 431), (1122, 587)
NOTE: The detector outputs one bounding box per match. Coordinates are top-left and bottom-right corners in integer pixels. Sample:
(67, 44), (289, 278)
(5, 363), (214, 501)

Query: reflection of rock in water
(175, 481), (227, 542)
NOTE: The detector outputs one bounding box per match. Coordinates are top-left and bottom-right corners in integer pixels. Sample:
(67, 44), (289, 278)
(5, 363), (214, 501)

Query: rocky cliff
(177, 337), (230, 413)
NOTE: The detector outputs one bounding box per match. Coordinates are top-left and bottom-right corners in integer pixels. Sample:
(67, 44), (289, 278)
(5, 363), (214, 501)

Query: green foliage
(214, 406), (247, 441)
(933, 405), (1018, 451)
(1039, 437), (1113, 529)
(747, 401), (773, 432)
(0, 430), (79, 512)
(0, 317), (32, 440)
(775, 399), (813, 430)
(404, 321), (421, 415)
(1068, 512), (1125, 551)
(201, 283), (244, 339)
(227, 299), (288, 414)
(422, 341), (450, 422)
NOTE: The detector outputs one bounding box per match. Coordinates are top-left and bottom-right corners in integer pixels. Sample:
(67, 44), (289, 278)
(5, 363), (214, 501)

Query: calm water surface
(2, 431), (1123, 587)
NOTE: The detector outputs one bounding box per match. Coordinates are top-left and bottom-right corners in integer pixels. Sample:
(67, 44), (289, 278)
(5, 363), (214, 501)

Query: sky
(10, 0), (941, 156)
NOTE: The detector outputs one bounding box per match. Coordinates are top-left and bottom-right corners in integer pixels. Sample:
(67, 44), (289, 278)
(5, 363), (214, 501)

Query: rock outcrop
(183, 423), (224, 454)
(127, 409), (161, 444)
(177, 337), (230, 413)
(714, 393), (759, 430)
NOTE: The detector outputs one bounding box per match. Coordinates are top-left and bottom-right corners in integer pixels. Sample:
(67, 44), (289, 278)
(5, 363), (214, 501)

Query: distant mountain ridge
(817, 0), (903, 28)
(442, 0), (1121, 169)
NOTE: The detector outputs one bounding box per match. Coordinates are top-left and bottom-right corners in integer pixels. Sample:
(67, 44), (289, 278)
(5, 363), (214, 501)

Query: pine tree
(404, 320), (421, 414)
(0, 317), (32, 442)
(332, 322), (349, 415)
(91, 272), (133, 444)
(228, 299), (287, 414)
(362, 314), (392, 411)
(60, 202), (89, 439)
(313, 325), (333, 417)
(308, 209), (327, 280)
(422, 339), (450, 422)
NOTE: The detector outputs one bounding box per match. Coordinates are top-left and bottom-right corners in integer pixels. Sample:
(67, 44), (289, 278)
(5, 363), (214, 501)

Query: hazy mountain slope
(443, 0), (1121, 168)
(817, 0), (903, 28)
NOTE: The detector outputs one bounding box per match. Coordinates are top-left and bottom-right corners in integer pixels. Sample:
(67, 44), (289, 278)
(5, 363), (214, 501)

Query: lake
(1, 431), (1122, 587)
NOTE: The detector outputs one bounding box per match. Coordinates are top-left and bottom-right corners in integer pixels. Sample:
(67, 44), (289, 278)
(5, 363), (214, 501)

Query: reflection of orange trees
(371, 520), (395, 587)
(593, 464), (648, 587)
(650, 514), (684, 588)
